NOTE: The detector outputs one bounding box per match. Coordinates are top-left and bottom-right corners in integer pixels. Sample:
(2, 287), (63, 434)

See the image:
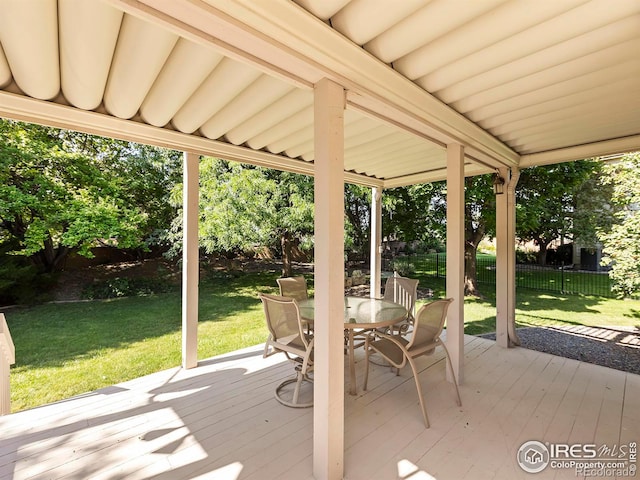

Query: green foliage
(344, 184), (371, 258)
(170, 158), (314, 269)
(81, 276), (176, 299)
(516, 160), (601, 264)
(465, 174), (496, 238)
(462, 174), (496, 295)
(382, 182), (446, 243)
(0, 240), (56, 304)
(390, 258), (416, 276)
(599, 152), (640, 297)
(0, 120), (181, 275)
(515, 248), (538, 264)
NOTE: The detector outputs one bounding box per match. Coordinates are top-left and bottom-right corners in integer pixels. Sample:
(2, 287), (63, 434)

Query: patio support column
(496, 167), (521, 348)
(370, 187), (382, 298)
(446, 143), (465, 384)
(182, 151), (199, 369)
(313, 78), (345, 480)
(0, 314), (15, 416)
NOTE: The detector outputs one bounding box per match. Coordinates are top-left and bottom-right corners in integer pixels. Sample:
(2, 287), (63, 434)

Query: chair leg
(263, 336), (271, 358)
(440, 342), (462, 407)
(291, 371), (300, 404)
(363, 338), (371, 391)
(275, 371), (313, 408)
(406, 356), (430, 428)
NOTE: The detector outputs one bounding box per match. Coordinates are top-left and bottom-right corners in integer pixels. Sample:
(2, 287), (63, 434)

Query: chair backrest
(383, 276), (419, 318)
(259, 293), (309, 351)
(276, 276), (308, 302)
(407, 298), (453, 351)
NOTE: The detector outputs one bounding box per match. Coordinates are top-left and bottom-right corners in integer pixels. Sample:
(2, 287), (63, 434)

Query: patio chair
(363, 298), (461, 427)
(382, 275), (419, 334)
(276, 276), (308, 301)
(259, 293), (314, 408)
(277, 275), (312, 334)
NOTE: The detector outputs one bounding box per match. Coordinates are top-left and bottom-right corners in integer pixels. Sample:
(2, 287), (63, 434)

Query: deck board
(1, 337), (638, 480)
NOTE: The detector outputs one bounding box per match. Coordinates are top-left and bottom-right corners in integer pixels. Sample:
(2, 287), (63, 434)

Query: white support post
(446, 143), (465, 384)
(182, 151), (199, 369)
(496, 168), (509, 347)
(0, 313), (15, 415)
(496, 168), (520, 347)
(508, 170), (520, 346)
(370, 187), (382, 298)
(313, 78), (345, 480)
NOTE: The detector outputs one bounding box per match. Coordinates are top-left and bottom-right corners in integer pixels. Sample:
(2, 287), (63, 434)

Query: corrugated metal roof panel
(0, 0), (637, 187)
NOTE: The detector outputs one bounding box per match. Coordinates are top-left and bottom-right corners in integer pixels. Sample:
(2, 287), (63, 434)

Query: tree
(0, 120), (181, 273)
(572, 161), (614, 248)
(599, 152), (640, 297)
(382, 183), (447, 247)
(463, 175), (496, 295)
(516, 161), (598, 265)
(189, 158), (314, 277)
(343, 183), (447, 264)
(344, 184), (371, 261)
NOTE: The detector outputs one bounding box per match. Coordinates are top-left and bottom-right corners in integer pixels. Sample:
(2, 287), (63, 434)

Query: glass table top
(298, 296), (407, 328)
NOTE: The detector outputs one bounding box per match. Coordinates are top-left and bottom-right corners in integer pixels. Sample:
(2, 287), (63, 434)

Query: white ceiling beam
(0, 90), (382, 187)
(382, 161), (491, 189)
(519, 135), (640, 168)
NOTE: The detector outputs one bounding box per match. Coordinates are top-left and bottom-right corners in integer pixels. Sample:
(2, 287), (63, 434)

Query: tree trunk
(281, 231), (293, 277)
(535, 237), (549, 266)
(464, 241), (479, 295)
(464, 192), (486, 296)
(31, 239), (69, 273)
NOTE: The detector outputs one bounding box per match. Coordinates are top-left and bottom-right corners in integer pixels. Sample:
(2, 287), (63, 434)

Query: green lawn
(5, 271), (640, 412)
(417, 277), (640, 335)
(5, 271), (280, 412)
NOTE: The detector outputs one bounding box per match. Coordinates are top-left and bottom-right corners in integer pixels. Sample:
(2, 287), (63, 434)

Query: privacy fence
(385, 253), (614, 298)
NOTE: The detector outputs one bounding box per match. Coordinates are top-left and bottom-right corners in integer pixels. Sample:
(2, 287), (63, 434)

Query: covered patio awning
(0, 0), (637, 184)
(0, 1), (639, 478)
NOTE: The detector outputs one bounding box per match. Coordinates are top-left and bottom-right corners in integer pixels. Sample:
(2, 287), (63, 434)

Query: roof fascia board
(114, 0), (520, 168)
(0, 91), (382, 187)
(520, 135), (640, 168)
(382, 163), (491, 189)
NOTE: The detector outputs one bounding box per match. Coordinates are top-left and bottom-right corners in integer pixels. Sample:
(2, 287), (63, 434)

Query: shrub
(516, 248), (537, 264)
(82, 276), (175, 299)
(0, 242), (56, 305)
(390, 259), (416, 276)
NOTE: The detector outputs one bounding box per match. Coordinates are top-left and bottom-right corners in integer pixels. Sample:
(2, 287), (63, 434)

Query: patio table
(298, 296), (408, 395)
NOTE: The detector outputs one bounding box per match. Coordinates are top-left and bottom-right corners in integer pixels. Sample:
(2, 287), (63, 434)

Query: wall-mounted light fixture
(492, 172), (505, 195)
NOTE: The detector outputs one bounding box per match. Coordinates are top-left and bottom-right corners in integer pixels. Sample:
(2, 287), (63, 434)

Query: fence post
(436, 253), (440, 278)
(0, 313), (15, 415)
(561, 261), (565, 293)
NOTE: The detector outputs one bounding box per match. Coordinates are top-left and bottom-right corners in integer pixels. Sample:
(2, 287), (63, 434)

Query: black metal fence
(384, 253), (615, 298)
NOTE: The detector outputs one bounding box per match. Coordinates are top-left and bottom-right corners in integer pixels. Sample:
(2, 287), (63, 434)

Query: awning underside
(0, 0), (638, 186)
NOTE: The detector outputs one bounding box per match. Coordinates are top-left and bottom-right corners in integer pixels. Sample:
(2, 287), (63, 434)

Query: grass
(6, 270), (280, 412)
(414, 277), (640, 335)
(5, 270), (640, 413)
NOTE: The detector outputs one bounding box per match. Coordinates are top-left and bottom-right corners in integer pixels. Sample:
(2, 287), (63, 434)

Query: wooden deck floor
(1, 335), (638, 480)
